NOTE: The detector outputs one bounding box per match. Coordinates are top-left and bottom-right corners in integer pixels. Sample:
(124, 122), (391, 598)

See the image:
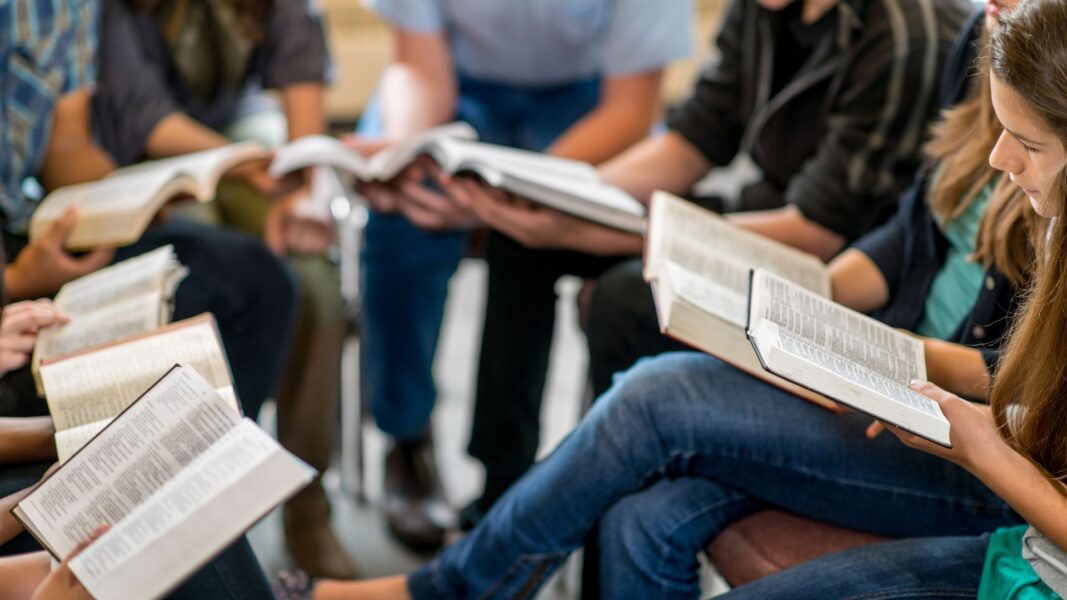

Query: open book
(746, 270), (949, 446)
(37, 314), (237, 464)
(30, 142), (268, 250)
(32, 246), (188, 391)
(644, 191), (837, 410)
(270, 125), (647, 234)
(13, 365), (315, 600)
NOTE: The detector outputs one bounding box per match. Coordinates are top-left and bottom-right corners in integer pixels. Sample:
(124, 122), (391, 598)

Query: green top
(980, 526), (1061, 599)
(916, 179), (995, 339)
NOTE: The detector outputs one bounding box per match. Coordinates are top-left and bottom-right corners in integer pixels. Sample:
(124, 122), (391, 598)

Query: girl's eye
(1023, 143), (1039, 154)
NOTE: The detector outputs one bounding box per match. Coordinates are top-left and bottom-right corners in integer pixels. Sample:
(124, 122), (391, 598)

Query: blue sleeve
(602, 0), (694, 75)
(63, 0), (99, 92)
(363, 0), (444, 32)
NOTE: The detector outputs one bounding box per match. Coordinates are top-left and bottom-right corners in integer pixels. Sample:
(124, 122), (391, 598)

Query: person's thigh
(590, 353), (1018, 538)
(0, 462), (50, 556)
(722, 535), (988, 599)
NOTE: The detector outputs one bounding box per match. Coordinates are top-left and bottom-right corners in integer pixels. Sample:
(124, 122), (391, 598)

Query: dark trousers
(587, 258), (691, 397)
(2, 218), (296, 419)
(113, 217), (297, 419)
(467, 232), (626, 503)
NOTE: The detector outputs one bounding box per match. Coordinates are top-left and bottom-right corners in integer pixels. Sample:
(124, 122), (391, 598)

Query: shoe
(457, 498), (486, 532)
(284, 487), (359, 579)
(384, 431), (452, 552)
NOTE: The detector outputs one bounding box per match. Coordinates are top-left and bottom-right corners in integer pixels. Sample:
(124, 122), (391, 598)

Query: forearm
(568, 226), (644, 256)
(283, 83), (327, 140)
(0, 487), (34, 546)
(0, 552), (50, 599)
(923, 340), (990, 400)
(37, 144), (115, 189)
(379, 66), (455, 139)
(598, 131), (710, 204)
(144, 113), (229, 158)
(729, 205), (847, 260)
(828, 249), (889, 312)
(971, 445), (1067, 551)
(546, 105), (654, 164)
(0, 418), (56, 465)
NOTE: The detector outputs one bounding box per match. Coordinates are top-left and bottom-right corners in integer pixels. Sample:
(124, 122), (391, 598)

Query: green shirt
(916, 179), (995, 339)
(980, 526), (1061, 599)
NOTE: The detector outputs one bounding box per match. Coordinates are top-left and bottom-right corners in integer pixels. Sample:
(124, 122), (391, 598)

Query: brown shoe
(383, 431), (452, 552)
(283, 484), (358, 579)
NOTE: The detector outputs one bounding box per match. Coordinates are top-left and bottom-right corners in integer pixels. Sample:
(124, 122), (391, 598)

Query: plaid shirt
(0, 0), (98, 234)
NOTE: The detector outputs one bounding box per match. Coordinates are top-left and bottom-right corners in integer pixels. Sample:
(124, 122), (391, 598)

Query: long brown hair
(925, 33), (1037, 287)
(988, 0), (1067, 485)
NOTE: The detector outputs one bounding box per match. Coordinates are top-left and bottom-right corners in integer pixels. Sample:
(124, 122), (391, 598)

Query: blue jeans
(721, 535), (988, 599)
(360, 75), (600, 440)
(115, 217), (297, 420)
(408, 353), (1019, 599)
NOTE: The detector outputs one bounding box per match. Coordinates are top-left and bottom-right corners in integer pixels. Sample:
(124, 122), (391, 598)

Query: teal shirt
(915, 180), (995, 339)
(980, 526), (1061, 599)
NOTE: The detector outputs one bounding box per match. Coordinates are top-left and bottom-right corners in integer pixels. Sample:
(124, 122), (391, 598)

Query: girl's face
(989, 74), (1067, 218)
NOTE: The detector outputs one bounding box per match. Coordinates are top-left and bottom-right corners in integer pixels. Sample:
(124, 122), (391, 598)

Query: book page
(16, 367), (240, 558)
(52, 246), (182, 315)
(114, 142), (266, 199)
(368, 122), (479, 181)
(434, 139), (599, 183)
(69, 419), (314, 600)
(749, 270), (925, 384)
(664, 261), (749, 327)
(41, 316), (233, 432)
(646, 192), (830, 296)
(36, 292), (166, 361)
(269, 135), (372, 180)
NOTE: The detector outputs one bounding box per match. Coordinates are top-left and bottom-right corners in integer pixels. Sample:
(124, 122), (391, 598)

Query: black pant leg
(468, 232), (623, 503)
(586, 258), (690, 398)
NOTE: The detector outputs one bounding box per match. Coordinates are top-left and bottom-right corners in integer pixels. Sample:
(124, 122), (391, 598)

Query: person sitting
(437, 0), (974, 526)
(304, 1), (1047, 597)
(350, 0), (694, 549)
(90, 0), (352, 577)
(0, 0), (296, 424)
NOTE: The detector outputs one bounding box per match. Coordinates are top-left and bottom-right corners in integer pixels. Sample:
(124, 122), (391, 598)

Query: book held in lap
(12, 365), (314, 600)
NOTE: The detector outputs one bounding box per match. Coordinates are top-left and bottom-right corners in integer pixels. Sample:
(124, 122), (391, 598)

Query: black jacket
(668, 0), (973, 242)
(853, 9), (1021, 375)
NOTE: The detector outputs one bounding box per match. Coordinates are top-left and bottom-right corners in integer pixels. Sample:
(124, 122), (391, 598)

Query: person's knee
(593, 352), (717, 429)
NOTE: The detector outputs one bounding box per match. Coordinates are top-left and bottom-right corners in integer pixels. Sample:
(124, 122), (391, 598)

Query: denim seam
(476, 553), (566, 600)
(843, 587), (978, 599)
(651, 487), (751, 598)
(677, 447), (1011, 513)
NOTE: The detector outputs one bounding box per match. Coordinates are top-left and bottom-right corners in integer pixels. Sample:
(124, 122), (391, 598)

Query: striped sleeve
(785, 0), (966, 241)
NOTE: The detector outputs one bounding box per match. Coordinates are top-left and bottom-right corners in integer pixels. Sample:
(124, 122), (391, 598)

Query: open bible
(12, 365), (315, 600)
(32, 246), (188, 389)
(30, 142), (268, 250)
(644, 191), (837, 410)
(37, 314), (237, 464)
(270, 124), (647, 234)
(746, 270), (949, 446)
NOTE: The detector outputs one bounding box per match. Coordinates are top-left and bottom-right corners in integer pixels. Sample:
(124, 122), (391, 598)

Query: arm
(0, 552), (52, 600)
(887, 382), (1067, 552)
(0, 417), (56, 466)
(283, 82), (326, 140)
(37, 90), (116, 189)
(729, 206), (847, 261)
(598, 131), (712, 204)
(546, 71), (664, 164)
(379, 29), (456, 139)
(144, 114), (230, 158)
